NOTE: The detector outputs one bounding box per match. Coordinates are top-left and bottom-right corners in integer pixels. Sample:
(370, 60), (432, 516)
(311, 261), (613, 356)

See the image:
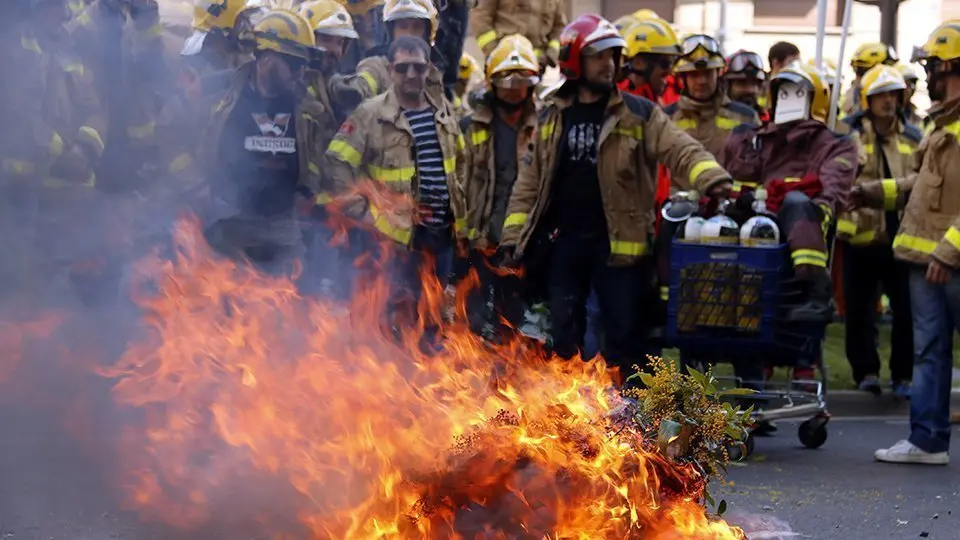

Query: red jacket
(661, 75), (682, 107)
(617, 79), (656, 101)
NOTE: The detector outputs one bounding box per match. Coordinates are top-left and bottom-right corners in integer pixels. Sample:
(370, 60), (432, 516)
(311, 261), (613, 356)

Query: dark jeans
(843, 243), (913, 383)
(546, 231), (652, 381)
(468, 249), (524, 338)
(391, 226), (454, 341)
(908, 266), (960, 454)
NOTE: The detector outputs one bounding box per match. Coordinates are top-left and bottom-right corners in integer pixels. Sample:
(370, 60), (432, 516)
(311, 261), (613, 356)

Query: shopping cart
(665, 241), (831, 457)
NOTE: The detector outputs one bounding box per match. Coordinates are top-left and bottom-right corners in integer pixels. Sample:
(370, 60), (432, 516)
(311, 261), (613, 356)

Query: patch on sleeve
(521, 153), (534, 166)
(338, 120), (355, 136)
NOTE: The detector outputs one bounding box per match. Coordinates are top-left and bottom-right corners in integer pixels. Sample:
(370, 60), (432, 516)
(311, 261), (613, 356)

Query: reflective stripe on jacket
(664, 94), (760, 158)
(470, 0), (566, 56)
(500, 85), (731, 267)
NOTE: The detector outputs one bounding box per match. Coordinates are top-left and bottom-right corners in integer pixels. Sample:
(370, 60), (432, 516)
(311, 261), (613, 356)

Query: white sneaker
(874, 439), (949, 465)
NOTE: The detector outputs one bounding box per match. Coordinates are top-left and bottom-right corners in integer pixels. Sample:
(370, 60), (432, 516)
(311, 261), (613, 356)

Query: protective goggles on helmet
(727, 51), (764, 74)
(491, 71), (540, 89)
(681, 34), (721, 58)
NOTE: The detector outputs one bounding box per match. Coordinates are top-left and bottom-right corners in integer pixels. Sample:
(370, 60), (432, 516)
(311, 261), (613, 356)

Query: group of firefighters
(3, 0), (960, 465)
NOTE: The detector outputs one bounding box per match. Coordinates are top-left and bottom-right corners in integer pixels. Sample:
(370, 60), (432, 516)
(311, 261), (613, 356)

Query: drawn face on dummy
(773, 81), (811, 124)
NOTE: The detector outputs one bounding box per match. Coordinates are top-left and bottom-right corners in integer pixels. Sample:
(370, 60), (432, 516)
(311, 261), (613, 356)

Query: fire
(0, 308), (68, 384)
(99, 216), (745, 539)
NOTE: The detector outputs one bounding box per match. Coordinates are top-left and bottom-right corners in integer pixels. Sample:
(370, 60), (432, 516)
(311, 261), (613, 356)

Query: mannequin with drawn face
(774, 81), (811, 124)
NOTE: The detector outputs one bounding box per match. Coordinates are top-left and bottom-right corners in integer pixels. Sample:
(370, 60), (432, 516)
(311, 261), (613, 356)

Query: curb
(826, 389), (960, 417)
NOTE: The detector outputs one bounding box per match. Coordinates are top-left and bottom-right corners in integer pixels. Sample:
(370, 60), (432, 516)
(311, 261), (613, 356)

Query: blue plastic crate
(665, 241), (824, 357)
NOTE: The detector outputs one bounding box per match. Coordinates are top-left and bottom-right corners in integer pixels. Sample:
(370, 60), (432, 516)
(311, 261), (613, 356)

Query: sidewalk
(826, 368), (960, 417)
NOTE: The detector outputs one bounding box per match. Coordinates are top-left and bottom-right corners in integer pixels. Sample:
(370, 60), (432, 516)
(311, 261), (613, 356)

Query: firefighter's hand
(330, 75), (363, 109)
(707, 181), (733, 199)
(496, 245), (520, 269)
(926, 258), (953, 285)
(846, 185), (866, 211)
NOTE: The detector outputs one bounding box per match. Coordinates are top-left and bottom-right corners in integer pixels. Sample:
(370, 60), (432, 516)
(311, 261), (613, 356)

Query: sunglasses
(393, 62), (429, 75)
(281, 55), (308, 72)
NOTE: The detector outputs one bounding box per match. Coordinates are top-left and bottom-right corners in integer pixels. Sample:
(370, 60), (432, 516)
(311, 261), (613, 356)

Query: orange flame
(99, 216), (745, 539)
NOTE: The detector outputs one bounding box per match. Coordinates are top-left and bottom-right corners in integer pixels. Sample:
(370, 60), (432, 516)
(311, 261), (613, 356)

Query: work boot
(786, 271), (834, 322)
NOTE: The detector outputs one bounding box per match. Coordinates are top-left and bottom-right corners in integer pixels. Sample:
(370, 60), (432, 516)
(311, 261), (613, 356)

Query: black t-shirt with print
(219, 83), (300, 217)
(547, 98), (608, 236)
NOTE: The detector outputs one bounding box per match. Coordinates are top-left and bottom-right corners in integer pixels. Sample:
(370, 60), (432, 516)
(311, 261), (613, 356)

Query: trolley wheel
(798, 419), (828, 449)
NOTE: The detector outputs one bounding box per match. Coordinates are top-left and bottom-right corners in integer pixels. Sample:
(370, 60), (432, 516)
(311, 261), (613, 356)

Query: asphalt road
(720, 418), (960, 540)
(1, 408), (957, 539)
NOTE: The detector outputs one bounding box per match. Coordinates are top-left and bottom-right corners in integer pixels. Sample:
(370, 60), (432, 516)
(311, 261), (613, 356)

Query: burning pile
(96, 217), (748, 538)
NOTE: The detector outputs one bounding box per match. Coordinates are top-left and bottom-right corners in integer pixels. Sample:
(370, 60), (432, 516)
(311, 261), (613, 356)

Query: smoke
(727, 511), (801, 539)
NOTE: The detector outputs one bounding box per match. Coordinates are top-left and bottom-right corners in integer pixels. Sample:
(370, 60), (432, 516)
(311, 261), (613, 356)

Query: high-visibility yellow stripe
(359, 71), (378, 94)
(68, 0), (85, 13)
(793, 256), (828, 268)
(834, 156), (852, 168)
(308, 86), (317, 98)
(784, 176), (801, 183)
(21, 36), (41, 55)
(467, 227), (480, 239)
(328, 139), (362, 167)
(471, 129), (489, 145)
(837, 219), (857, 236)
(945, 120), (960, 138)
(540, 121), (556, 140)
(715, 117), (739, 130)
(925, 122), (936, 136)
(881, 179), (898, 211)
(2, 159), (35, 175)
(689, 160), (722, 184)
(140, 23), (163, 40)
(676, 118), (696, 130)
(863, 143), (875, 155)
(78, 126), (105, 156)
(613, 125), (644, 139)
(75, 11), (93, 27)
(456, 133), (465, 151)
(454, 218), (467, 233)
(732, 180), (757, 192)
(44, 172), (95, 189)
(838, 218), (877, 245)
(443, 156), (456, 174)
(504, 213), (527, 228)
(477, 30), (498, 49)
(610, 240), (648, 256)
(548, 39), (560, 52)
(127, 121), (155, 141)
(50, 131), (63, 158)
(169, 153), (192, 174)
(792, 249), (828, 268)
(897, 142), (914, 155)
(893, 233), (938, 254)
(314, 192), (333, 205)
(944, 227), (960, 250)
(64, 63), (85, 76)
(308, 162), (320, 175)
(850, 230), (877, 245)
(659, 286), (669, 301)
(368, 165), (415, 182)
(370, 205), (412, 244)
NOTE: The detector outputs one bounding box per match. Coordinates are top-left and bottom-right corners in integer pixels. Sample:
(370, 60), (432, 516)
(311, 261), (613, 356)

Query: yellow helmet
(675, 34), (725, 73)
(459, 52), (481, 82)
(298, 0), (358, 39)
(851, 42), (898, 70)
(191, 0), (268, 33)
(334, 0), (384, 16)
(895, 63), (919, 82)
(916, 22), (960, 63)
(807, 57), (839, 86)
(485, 34), (540, 88)
(632, 8), (660, 20)
(613, 14), (639, 34)
(770, 61), (830, 123)
(624, 19), (681, 59)
(859, 64), (906, 106)
(383, 0), (438, 45)
(252, 8), (317, 60)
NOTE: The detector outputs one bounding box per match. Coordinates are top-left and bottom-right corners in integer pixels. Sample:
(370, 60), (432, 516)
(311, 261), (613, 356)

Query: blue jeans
(908, 266), (960, 453)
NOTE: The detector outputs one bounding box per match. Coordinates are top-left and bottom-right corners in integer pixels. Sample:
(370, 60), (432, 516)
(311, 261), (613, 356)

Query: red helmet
(557, 14), (626, 80)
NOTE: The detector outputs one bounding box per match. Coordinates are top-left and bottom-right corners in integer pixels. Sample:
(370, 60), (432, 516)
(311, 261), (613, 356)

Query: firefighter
(197, 8), (326, 271)
(298, 0), (357, 125)
(434, 0), (472, 103)
(837, 65), (920, 398)
(326, 36), (466, 327)
(458, 34), (539, 340)
(335, 0), (386, 74)
(618, 18), (681, 102)
(841, 42), (899, 117)
(897, 63), (923, 125)
(3, 0), (107, 299)
(180, 0), (269, 76)
(665, 34), (760, 158)
(851, 21), (960, 466)
(498, 14), (732, 382)
(725, 49), (769, 122)
(334, 0), (446, 107)
(719, 62), (858, 322)
(470, 0), (566, 75)
(62, 1), (170, 195)
(455, 52), (482, 111)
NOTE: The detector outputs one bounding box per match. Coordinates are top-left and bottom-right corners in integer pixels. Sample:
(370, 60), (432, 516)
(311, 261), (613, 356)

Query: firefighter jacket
(325, 86), (467, 246)
(470, 0), (566, 58)
(344, 49), (447, 105)
(840, 84), (861, 118)
(837, 112), (922, 246)
(859, 96), (960, 269)
(664, 94), (760, 158)
(196, 63), (327, 202)
(719, 120), (859, 224)
(459, 93), (538, 249)
(500, 86), (732, 266)
(1, 28), (106, 191)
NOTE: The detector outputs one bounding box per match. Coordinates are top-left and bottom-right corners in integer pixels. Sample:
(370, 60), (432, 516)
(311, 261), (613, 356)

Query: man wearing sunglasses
(498, 14), (732, 383)
(724, 49), (769, 123)
(618, 18), (681, 103)
(327, 36), (466, 334)
(198, 8), (328, 271)
(458, 34), (540, 341)
(665, 34), (759, 159)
